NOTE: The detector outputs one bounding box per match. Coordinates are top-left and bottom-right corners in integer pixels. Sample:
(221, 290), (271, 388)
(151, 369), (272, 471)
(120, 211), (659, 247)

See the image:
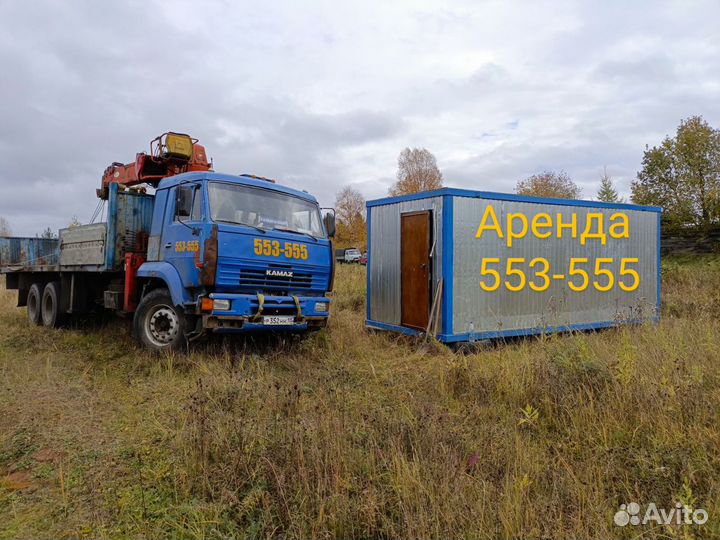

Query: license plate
(262, 315), (295, 326)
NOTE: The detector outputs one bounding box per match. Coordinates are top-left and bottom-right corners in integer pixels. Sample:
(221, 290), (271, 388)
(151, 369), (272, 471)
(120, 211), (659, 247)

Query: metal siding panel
(59, 224), (107, 266)
(369, 197), (443, 327)
(0, 237), (59, 270)
(452, 197), (659, 335)
(113, 190), (155, 268)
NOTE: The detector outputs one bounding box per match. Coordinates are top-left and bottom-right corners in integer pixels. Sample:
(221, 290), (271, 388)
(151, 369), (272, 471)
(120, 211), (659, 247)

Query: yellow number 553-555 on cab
(254, 238), (308, 260)
(175, 240), (200, 252)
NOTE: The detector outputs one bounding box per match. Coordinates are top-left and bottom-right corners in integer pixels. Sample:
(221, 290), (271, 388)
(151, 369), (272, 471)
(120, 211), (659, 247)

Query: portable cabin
(365, 188), (661, 343)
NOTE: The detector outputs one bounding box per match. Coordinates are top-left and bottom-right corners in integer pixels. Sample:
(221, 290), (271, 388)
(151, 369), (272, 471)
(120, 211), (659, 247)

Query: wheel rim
(42, 291), (53, 323)
(28, 291), (38, 320)
(146, 304), (180, 347)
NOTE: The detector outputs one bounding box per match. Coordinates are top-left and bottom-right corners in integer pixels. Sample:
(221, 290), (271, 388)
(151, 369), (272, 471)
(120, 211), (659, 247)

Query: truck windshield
(208, 182), (326, 238)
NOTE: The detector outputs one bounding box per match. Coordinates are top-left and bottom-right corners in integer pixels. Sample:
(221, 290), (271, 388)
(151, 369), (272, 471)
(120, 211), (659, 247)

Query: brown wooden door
(401, 211), (431, 330)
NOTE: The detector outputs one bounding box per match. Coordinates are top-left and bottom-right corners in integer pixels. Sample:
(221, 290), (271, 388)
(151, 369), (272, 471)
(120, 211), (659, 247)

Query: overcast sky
(1, 0), (719, 235)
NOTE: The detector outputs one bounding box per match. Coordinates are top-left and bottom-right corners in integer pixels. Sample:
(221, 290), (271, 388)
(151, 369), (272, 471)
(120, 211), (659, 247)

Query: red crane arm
(97, 132), (211, 199)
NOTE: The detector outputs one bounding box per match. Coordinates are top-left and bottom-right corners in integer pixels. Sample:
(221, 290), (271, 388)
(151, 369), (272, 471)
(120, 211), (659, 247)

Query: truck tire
(41, 281), (62, 328)
(133, 288), (186, 352)
(27, 283), (43, 325)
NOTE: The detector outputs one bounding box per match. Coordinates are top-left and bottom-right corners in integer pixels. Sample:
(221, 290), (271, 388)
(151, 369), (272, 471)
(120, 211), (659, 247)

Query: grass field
(1, 258), (719, 539)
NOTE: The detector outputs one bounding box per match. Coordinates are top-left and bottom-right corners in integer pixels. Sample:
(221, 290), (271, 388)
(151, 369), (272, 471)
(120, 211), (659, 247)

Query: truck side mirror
(323, 211), (336, 238)
(176, 186), (193, 218)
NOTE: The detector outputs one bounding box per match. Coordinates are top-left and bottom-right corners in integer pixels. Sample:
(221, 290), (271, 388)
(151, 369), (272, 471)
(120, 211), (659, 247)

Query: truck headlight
(213, 299), (231, 311)
(315, 301), (329, 313)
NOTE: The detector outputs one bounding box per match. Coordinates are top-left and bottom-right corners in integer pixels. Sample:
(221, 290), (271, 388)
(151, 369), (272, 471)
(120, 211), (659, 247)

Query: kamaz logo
(266, 269), (293, 278)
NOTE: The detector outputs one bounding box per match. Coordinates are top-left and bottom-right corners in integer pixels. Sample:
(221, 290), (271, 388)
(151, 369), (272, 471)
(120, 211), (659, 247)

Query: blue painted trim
(366, 189), (450, 208)
(437, 320), (623, 343)
(366, 206), (372, 322)
(372, 317), (659, 343)
(441, 194), (454, 336)
(105, 183), (118, 269)
(656, 211), (662, 315)
(365, 319), (422, 337)
(136, 261), (192, 306)
(366, 187), (662, 213)
(368, 317), (657, 343)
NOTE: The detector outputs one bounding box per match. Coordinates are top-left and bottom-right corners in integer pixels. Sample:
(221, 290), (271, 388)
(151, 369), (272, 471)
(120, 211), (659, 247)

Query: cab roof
(157, 172), (319, 204)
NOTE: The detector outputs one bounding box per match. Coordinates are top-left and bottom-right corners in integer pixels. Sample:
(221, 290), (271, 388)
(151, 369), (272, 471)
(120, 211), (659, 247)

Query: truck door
(162, 184), (204, 287)
(400, 211), (431, 330)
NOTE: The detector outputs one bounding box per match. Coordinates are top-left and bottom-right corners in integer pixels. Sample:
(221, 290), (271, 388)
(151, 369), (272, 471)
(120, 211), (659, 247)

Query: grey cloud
(594, 54), (677, 85)
(210, 102), (404, 192)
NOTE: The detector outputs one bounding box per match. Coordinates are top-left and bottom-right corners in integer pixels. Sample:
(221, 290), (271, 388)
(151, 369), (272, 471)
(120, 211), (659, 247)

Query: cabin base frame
(365, 316), (661, 344)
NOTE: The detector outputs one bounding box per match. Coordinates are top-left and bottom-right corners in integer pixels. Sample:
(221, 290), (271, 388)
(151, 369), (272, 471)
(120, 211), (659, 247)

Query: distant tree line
(334, 147), (444, 249)
(389, 147), (443, 196)
(632, 115), (720, 231)
(0, 216), (83, 239)
(334, 186), (366, 250)
(0, 217), (10, 236)
(515, 171), (582, 199)
(597, 167), (623, 203)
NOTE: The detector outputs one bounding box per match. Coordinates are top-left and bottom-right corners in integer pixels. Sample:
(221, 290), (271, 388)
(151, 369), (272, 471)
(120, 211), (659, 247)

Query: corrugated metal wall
(0, 237), (59, 269)
(452, 197), (659, 335)
(369, 197), (443, 326)
(112, 190), (155, 268)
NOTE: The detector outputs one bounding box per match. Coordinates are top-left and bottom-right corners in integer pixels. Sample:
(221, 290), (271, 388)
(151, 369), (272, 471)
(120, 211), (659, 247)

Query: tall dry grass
(0, 260), (719, 538)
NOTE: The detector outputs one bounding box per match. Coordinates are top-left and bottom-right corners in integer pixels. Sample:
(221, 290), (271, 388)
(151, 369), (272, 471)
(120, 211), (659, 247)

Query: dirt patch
(0, 470), (34, 491)
(32, 448), (66, 463)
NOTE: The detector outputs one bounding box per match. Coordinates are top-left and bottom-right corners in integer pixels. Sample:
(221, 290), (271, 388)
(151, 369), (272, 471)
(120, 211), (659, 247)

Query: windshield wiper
(271, 226), (318, 241)
(215, 219), (267, 234)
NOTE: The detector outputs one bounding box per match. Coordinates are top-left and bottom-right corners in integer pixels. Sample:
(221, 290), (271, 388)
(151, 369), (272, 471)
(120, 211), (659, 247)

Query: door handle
(164, 242), (172, 249)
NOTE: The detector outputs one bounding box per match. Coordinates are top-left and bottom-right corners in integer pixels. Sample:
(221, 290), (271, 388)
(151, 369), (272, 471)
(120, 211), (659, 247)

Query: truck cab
(133, 172), (335, 349)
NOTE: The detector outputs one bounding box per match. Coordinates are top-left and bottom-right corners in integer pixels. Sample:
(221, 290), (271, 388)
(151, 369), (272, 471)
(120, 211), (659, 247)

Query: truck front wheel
(133, 288), (187, 352)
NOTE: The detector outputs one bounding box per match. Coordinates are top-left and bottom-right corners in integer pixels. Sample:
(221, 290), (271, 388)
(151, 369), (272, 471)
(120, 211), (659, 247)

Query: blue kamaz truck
(0, 133), (336, 351)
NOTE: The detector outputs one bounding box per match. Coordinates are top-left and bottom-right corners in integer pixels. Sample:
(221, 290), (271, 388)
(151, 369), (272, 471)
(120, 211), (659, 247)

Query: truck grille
(215, 257), (328, 293)
(239, 268), (313, 289)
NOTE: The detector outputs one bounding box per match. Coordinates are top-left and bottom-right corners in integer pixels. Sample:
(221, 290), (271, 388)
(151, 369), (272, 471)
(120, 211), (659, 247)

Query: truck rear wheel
(133, 288), (186, 352)
(41, 281), (62, 328)
(27, 283), (43, 326)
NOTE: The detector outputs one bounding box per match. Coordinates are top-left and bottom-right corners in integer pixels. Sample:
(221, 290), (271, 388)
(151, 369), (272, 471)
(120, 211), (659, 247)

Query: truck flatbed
(0, 236), (60, 273)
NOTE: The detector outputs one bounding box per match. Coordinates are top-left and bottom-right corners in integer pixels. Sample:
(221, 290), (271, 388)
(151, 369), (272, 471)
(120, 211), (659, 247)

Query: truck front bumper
(196, 292), (330, 333)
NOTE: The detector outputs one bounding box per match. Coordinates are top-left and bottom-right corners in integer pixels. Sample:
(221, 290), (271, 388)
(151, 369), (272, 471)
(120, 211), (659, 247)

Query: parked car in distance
(359, 252), (367, 265)
(335, 248), (362, 263)
(344, 248), (361, 263)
